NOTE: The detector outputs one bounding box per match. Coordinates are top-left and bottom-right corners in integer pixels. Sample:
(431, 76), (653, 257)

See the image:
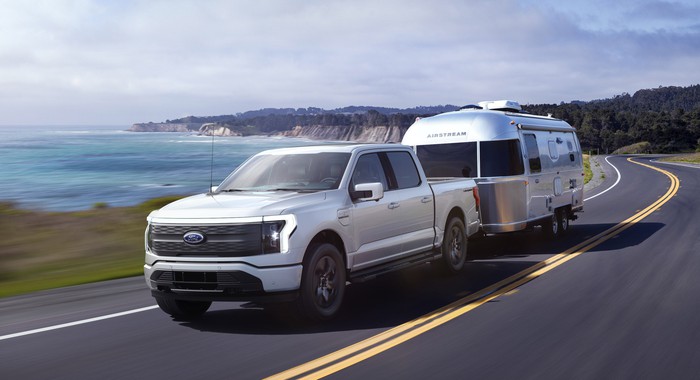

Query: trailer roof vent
(478, 100), (522, 112)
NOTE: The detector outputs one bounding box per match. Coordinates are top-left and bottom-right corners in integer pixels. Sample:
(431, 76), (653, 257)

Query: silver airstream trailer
(401, 100), (584, 237)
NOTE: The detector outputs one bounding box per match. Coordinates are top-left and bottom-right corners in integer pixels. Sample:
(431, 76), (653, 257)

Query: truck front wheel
(440, 217), (467, 274)
(297, 243), (346, 321)
(155, 297), (211, 320)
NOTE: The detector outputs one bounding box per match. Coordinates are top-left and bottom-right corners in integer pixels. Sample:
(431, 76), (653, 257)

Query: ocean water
(0, 125), (321, 211)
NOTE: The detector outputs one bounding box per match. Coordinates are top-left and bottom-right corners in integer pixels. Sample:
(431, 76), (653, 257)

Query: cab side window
(385, 151), (421, 189)
(350, 153), (388, 191)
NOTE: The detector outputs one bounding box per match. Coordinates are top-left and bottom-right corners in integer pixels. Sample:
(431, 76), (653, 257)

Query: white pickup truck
(145, 144), (480, 321)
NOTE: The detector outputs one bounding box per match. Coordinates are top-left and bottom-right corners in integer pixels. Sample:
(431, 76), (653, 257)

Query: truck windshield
(217, 152), (351, 192)
(416, 142), (477, 178)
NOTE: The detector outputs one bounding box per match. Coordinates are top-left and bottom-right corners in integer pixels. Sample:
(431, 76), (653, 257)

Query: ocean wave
(131, 183), (185, 189)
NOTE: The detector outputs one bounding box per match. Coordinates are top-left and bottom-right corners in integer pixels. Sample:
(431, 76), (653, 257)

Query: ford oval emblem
(183, 231), (206, 245)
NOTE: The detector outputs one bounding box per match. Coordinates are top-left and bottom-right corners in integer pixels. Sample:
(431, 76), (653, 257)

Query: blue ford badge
(183, 231), (205, 245)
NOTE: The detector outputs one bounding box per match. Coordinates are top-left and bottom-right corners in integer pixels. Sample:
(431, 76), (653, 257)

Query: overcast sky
(1, 0), (699, 125)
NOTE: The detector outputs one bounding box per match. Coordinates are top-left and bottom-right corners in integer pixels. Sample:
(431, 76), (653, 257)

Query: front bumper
(144, 261), (303, 302)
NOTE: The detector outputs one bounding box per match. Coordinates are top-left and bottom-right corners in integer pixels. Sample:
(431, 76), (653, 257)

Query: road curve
(2, 156), (699, 379)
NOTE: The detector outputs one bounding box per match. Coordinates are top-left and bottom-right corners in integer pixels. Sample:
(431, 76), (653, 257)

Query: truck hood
(148, 191), (327, 220)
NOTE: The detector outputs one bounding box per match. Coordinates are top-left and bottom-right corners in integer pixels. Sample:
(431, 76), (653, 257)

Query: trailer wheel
(557, 209), (570, 235)
(297, 243), (346, 321)
(439, 217), (467, 274)
(155, 297), (211, 320)
(543, 212), (559, 238)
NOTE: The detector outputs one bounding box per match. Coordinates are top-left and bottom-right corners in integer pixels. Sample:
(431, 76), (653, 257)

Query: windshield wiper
(220, 187), (318, 193)
(268, 188), (318, 193)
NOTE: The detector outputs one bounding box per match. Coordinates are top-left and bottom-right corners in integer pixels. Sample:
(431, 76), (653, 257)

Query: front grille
(149, 223), (262, 257)
(151, 225), (248, 235)
(151, 270), (263, 293)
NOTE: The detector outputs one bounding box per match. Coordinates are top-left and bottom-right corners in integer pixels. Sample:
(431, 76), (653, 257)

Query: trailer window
(548, 140), (560, 161)
(415, 142), (477, 178)
(480, 139), (524, 177)
(523, 134), (541, 173)
(567, 140), (577, 163)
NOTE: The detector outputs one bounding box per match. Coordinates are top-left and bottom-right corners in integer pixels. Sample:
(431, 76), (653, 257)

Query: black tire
(297, 243), (346, 321)
(557, 208), (570, 235)
(543, 212), (559, 238)
(155, 297), (211, 320)
(439, 217), (467, 274)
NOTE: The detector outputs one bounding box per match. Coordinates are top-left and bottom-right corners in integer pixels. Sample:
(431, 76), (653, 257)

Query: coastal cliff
(195, 123), (406, 142)
(128, 123), (202, 132)
(198, 123), (243, 136)
(278, 125), (407, 143)
(129, 122), (243, 136)
(128, 106), (432, 142)
(130, 122), (407, 142)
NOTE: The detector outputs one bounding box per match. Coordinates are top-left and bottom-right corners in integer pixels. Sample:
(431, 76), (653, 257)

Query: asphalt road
(2, 156), (699, 379)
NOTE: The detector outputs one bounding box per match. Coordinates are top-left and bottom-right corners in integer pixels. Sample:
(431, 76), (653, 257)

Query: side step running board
(349, 251), (441, 283)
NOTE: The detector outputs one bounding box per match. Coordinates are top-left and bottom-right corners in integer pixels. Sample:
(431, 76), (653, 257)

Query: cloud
(0, 0), (698, 124)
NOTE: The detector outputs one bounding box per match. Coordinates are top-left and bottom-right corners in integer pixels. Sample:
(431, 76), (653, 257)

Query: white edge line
(584, 156), (621, 202)
(0, 305), (159, 341)
(651, 159), (700, 169)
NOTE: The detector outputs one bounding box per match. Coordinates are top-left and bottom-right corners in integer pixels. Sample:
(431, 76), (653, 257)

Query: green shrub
(612, 141), (651, 154)
(137, 195), (185, 212)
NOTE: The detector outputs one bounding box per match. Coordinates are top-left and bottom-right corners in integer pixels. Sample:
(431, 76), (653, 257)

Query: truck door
(350, 151), (433, 270)
(383, 151), (434, 255)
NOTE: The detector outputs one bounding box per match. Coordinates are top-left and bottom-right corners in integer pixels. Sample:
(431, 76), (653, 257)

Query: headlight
(261, 215), (296, 254)
(146, 224), (153, 251)
(262, 220), (285, 254)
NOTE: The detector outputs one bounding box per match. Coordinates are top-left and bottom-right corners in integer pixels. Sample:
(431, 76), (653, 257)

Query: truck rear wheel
(440, 217), (467, 274)
(297, 243), (346, 321)
(155, 297), (211, 320)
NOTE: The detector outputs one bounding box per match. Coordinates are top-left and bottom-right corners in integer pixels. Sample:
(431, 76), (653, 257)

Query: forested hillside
(523, 85), (700, 153)
(209, 110), (433, 134)
(140, 85), (700, 153)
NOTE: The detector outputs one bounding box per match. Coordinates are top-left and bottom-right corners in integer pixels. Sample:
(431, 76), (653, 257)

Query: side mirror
(351, 182), (384, 202)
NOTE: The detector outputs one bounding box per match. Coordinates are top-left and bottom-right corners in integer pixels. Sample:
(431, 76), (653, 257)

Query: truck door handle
(421, 196), (433, 203)
(388, 202), (400, 209)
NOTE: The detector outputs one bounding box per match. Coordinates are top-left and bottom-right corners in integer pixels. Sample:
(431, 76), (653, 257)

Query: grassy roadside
(583, 154), (593, 184)
(0, 196), (183, 298)
(659, 152), (700, 164)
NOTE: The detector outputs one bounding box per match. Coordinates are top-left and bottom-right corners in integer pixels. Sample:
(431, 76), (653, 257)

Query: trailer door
(523, 133), (548, 219)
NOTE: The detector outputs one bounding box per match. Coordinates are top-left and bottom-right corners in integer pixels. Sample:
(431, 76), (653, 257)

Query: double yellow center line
(267, 157), (680, 380)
